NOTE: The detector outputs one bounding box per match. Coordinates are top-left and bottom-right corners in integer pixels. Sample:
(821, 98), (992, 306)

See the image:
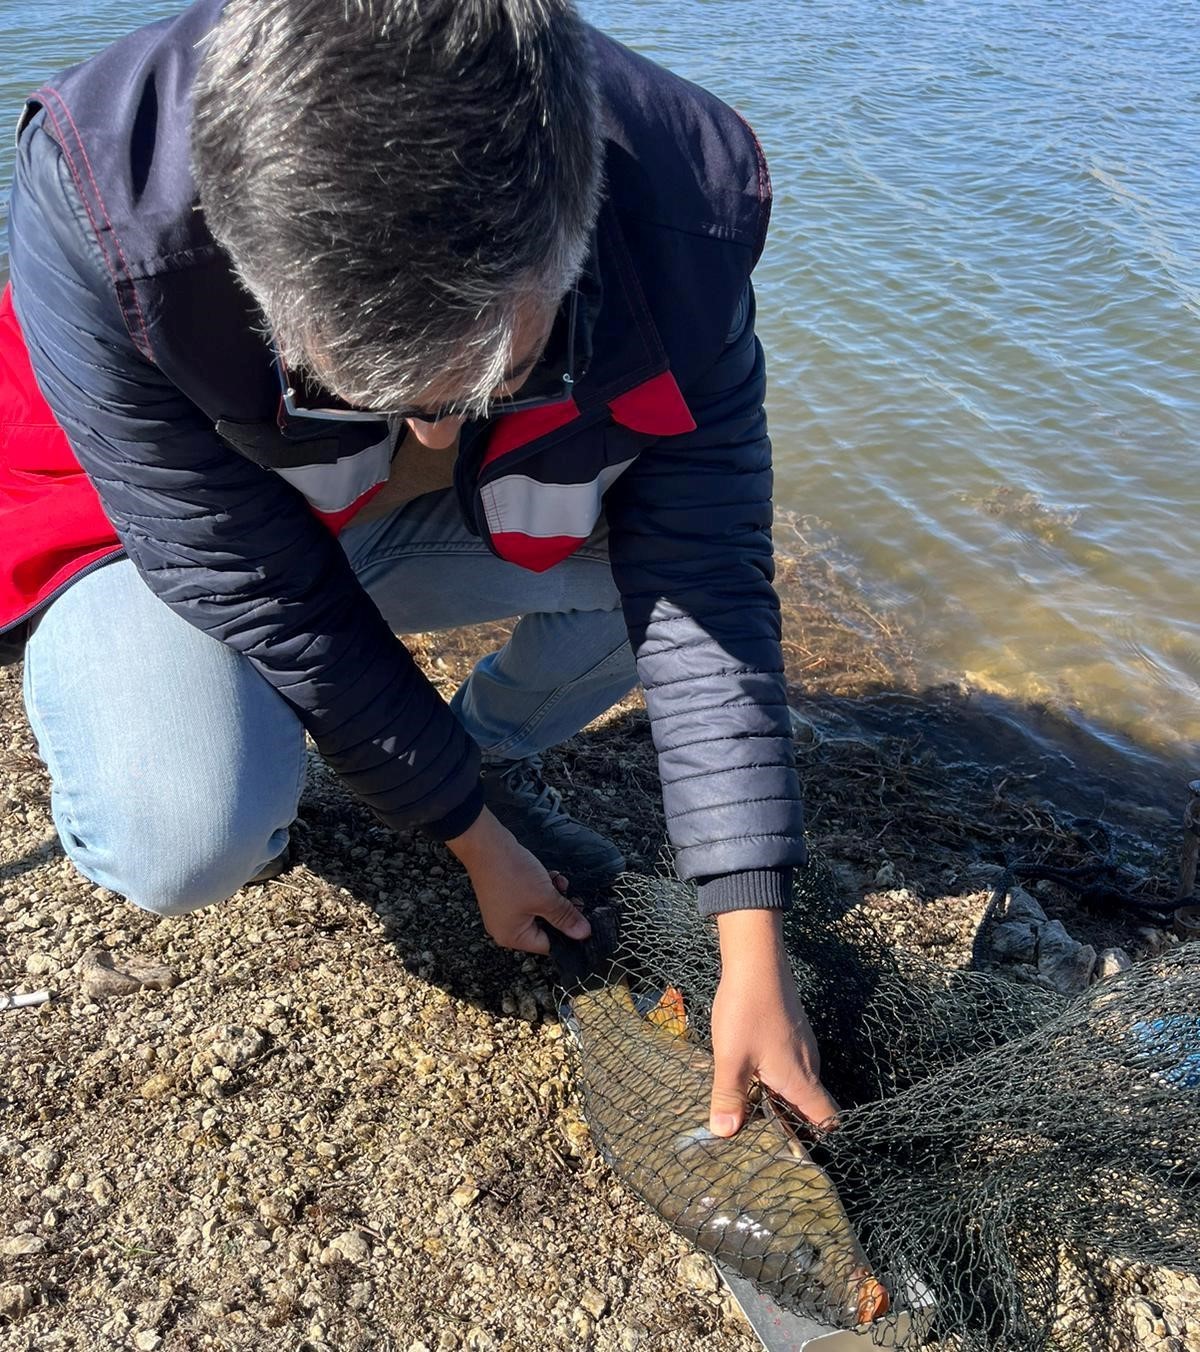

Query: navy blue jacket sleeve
(605, 284), (806, 906)
(7, 115), (482, 840)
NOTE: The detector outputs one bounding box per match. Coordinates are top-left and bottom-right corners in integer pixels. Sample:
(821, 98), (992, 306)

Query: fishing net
(555, 863), (1200, 1350)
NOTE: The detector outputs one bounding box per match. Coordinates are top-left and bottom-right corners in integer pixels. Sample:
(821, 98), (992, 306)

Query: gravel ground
(2, 565), (1197, 1351)
(0, 647), (756, 1352)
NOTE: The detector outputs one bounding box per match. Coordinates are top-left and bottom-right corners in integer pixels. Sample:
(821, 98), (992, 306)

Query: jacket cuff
(422, 782), (485, 842)
(696, 868), (793, 916)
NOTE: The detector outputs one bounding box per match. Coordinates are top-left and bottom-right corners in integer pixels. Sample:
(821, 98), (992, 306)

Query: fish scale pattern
(557, 869), (1200, 1349)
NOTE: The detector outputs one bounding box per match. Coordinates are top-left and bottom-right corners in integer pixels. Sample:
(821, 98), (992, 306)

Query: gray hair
(192, 0), (602, 415)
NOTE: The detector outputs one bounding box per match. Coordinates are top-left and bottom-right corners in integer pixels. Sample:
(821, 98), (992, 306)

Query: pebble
(1129, 1296), (1167, 1342)
(139, 1072), (175, 1100)
(451, 1185), (481, 1210)
(579, 1286), (609, 1319)
(27, 1147), (62, 1176)
(677, 1253), (719, 1294)
(873, 862), (897, 888)
(329, 1229), (371, 1265)
(1097, 947), (1133, 980)
(0, 1235), (47, 1257)
(133, 1332), (163, 1351)
(24, 952), (54, 976)
(210, 1025), (267, 1067)
(0, 1282), (36, 1319)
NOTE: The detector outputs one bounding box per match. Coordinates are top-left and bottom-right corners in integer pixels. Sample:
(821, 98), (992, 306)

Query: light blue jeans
(21, 489), (636, 916)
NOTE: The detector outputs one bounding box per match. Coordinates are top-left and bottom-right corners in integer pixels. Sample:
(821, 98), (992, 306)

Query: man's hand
(709, 909), (840, 1136)
(446, 807), (591, 955)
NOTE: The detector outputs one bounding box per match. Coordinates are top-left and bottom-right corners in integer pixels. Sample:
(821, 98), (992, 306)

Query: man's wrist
(716, 907), (789, 976)
(444, 804), (504, 867)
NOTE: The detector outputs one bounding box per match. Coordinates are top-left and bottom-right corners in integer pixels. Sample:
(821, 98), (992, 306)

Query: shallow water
(3, 0), (1198, 777)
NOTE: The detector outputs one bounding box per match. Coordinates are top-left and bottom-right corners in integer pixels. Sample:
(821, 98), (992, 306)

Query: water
(3, 0), (1199, 776)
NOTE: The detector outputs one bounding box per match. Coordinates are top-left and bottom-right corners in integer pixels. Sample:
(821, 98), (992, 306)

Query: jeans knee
(61, 815), (289, 919)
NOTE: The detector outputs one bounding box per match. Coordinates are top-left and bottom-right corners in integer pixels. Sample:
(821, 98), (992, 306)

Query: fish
(566, 981), (890, 1328)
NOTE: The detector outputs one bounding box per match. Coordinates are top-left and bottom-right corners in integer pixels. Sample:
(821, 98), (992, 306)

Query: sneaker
(480, 755), (624, 887)
(247, 844), (291, 885)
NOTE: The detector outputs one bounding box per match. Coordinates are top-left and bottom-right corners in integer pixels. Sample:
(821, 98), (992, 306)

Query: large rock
(1006, 886), (1048, 926)
(1036, 920), (1096, 996)
(991, 920), (1039, 964)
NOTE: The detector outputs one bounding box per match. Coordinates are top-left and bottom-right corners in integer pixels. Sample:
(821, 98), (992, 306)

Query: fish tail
(646, 984), (688, 1036)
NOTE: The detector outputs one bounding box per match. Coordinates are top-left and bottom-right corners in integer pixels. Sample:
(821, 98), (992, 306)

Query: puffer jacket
(2, 2), (805, 911)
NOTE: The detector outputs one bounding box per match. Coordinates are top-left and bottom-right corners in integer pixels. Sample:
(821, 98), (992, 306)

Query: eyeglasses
(274, 288), (582, 428)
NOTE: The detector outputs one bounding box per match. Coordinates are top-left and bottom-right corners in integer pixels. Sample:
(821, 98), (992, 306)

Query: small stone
(77, 947), (178, 998)
(1036, 920), (1096, 996)
(0, 1235), (48, 1257)
(330, 1230), (371, 1265)
(87, 1175), (114, 1205)
(24, 953), (54, 977)
(133, 1332), (163, 1351)
(139, 1072), (175, 1100)
(258, 1196), (295, 1228)
(464, 1329), (496, 1352)
(677, 1253), (719, 1294)
(580, 1286), (608, 1320)
(873, 862), (897, 888)
(210, 1025), (266, 1067)
(619, 1326), (643, 1352)
(0, 1283), (36, 1319)
(435, 1332), (460, 1351)
(1136, 926), (1169, 953)
(1129, 1296), (1166, 1342)
(788, 707), (818, 744)
(1097, 947), (1133, 980)
(451, 1186), (481, 1211)
(517, 992), (538, 1023)
(27, 1147), (62, 1176)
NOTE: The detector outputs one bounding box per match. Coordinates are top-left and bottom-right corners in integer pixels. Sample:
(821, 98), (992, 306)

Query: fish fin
(646, 985), (688, 1037)
(855, 1274), (890, 1324)
(759, 1092), (812, 1161)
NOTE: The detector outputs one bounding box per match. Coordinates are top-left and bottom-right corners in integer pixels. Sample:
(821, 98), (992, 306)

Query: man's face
(402, 294), (559, 450)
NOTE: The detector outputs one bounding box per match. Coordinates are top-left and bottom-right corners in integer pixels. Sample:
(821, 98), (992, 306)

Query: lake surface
(3, 0), (1198, 775)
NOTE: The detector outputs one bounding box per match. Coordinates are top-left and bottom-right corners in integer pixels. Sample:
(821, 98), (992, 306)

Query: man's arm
(7, 114), (482, 839)
(606, 284), (838, 1132)
(606, 282), (805, 910)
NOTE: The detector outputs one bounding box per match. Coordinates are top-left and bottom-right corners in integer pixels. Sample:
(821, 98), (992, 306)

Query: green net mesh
(556, 864), (1200, 1349)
